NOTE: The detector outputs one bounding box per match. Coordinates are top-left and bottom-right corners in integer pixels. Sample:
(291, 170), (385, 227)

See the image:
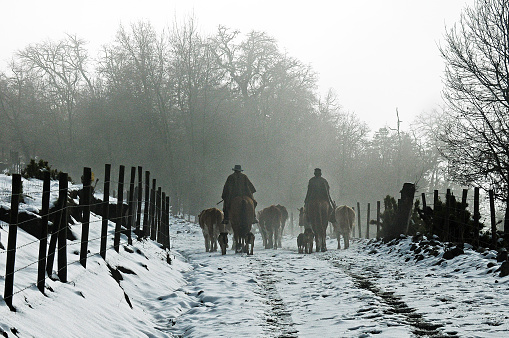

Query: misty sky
(1, 0), (474, 131)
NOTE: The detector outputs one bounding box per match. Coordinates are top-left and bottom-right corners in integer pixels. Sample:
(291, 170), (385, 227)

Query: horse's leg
(337, 230), (341, 249)
(205, 235), (210, 252)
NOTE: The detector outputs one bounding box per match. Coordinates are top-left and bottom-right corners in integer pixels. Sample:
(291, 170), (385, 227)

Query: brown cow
(258, 205), (282, 249)
(275, 204), (288, 248)
(230, 195), (255, 253)
(333, 205), (356, 249)
(198, 208), (223, 252)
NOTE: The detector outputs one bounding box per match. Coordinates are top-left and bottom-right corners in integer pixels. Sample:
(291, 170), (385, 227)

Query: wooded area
(1, 0), (508, 221)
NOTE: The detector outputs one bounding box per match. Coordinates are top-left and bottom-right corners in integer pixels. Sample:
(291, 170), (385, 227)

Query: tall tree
(439, 0), (509, 210)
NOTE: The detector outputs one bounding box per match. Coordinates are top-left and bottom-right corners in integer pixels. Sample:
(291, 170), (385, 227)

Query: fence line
(1, 164), (172, 311)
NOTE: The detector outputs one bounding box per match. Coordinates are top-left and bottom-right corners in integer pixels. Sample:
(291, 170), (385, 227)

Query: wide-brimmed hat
(232, 164), (243, 171)
(314, 168), (322, 173)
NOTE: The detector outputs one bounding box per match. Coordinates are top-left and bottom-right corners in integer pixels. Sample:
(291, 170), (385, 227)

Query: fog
(0, 20), (447, 216)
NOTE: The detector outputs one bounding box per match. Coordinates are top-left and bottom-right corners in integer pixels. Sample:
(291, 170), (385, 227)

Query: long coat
(304, 176), (331, 204)
(222, 172), (256, 208)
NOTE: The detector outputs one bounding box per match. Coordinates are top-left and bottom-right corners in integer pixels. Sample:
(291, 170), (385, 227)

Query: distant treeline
(0, 18), (448, 215)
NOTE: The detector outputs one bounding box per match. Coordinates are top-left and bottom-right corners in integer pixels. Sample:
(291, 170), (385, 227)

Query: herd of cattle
(197, 203), (356, 255)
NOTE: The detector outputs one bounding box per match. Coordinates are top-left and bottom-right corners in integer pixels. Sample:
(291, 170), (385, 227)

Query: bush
(21, 159), (67, 180)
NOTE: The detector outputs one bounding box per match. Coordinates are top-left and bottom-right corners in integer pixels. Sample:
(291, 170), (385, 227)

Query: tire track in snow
(252, 256), (299, 337)
(324, 256), (458, 337)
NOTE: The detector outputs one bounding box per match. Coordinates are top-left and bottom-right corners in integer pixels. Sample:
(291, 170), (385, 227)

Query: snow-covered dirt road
(160, 221), (509, 337)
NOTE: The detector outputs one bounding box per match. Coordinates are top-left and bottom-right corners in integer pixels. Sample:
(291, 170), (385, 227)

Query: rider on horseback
(222, 165), (258, 224)
(304, 168), (336, 222)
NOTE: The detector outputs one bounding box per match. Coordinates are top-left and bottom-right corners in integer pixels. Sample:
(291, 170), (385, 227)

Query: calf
(198, 208), (223, 252)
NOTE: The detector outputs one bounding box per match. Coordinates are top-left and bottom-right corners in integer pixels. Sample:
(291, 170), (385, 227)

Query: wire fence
(0, 164), (172, 310)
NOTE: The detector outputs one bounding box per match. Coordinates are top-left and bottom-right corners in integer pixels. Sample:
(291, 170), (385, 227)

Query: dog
(303, 228), (314, 254)
(297, 233), (304, 253)
(218, 232), (229, 255)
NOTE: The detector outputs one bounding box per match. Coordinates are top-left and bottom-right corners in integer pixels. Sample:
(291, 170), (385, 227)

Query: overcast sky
(1, 0), (474, 131)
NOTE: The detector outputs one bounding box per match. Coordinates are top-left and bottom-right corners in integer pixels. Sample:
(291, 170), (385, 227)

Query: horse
(306, 199), (330, 252)
(258, 205), (282, 249)
(333, 205), (355, 249)
(246, 232), (255, 255)
(229, 195), (255, 254)
(275, 204), (288, 248)
(198, 208), (223, 252)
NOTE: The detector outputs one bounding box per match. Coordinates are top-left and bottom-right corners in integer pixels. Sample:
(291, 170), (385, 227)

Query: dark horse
(307, 199), (329, 252)
(230, 195), (255, 254)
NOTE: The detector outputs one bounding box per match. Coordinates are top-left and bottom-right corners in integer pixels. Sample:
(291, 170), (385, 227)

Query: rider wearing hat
(221, 165), (258, 224)
(304, 168), (336, 222)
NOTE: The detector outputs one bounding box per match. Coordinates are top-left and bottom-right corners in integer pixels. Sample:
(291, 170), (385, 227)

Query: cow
(258, 205), (282, 249)
(333, 205), (356, 249)
(198, 208), (223, 252)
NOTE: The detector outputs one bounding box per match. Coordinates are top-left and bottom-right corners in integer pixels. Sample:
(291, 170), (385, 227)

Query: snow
(1, 174), (509, 337)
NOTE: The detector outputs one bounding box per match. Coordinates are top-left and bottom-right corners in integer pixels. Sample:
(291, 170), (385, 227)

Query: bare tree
(439, 0), (509, 232)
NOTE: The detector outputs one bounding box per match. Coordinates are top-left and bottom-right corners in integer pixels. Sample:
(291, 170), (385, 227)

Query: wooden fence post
(444, 189), (451, 242)
(136, 166), (143, 237)
(4, 173), (21, 310)
(150, 179), (156, 241)
(366, 203), (370, 239)
(57, 172), (68, 283)
(37, 171), (50, 293)
(489, 189), (497, 248)
(114, 165), (125, 252)
(357, 202), (362, 238)
(127, 166), (136, 245)
(166, 195), (171, 249)
(376, 201), (381, 240)
(461, 189), (468, 243)
(161, 192), (167, 248)
(157, 187), (162, 244)
(474, 187), (480, 246)
(433, 190), (439, 236)
(143, 171), (150, 237)
(100, 164), (111, 259)
(80, 167), (92, 268)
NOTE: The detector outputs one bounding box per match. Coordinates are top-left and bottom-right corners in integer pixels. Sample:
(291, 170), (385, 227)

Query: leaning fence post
(489, 189), (497, 248)
(4, 173), (21, 310)
(37, 171), (50, 293)
(80, 167), (92, 268)
(127, 166), (136, 245)
(136, 166), (143, 237)
(114, 165), (125, 252)
(100, 164), (111, 259)
(57, 172), (68, 283)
